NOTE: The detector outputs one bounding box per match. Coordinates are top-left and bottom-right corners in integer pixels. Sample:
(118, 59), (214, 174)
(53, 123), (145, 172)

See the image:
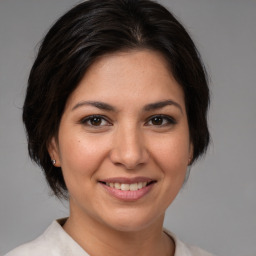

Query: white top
(5, 219), (215, 256)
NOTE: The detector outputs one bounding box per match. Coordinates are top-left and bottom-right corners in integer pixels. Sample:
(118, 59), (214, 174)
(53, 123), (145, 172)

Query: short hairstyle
(23, 0), (210, 198)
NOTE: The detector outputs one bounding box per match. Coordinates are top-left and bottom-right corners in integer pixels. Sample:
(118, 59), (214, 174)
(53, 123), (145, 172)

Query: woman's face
(50, 50), (192, 232)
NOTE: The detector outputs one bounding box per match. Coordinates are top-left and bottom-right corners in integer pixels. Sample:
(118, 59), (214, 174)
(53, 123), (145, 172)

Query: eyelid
(145, 114), (177, 126)
(79, 114), (112, 126)
(78, 114), (176, 127)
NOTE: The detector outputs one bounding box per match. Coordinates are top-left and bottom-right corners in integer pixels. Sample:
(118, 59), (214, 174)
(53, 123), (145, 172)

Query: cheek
(150, 134), (190, 178)
(58, 133), (109, 182)
(154, 133), (190, 159)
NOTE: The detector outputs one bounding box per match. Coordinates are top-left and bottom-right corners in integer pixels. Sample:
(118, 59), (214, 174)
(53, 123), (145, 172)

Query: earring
(188, 157), (192, 165)
(51, 159), (56, 165)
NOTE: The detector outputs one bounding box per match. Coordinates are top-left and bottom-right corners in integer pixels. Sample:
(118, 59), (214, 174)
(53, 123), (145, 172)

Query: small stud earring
(51, 159), (56, 165)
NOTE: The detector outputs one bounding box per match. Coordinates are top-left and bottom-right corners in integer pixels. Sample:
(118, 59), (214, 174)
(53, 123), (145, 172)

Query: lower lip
(100, 183), (155, 201)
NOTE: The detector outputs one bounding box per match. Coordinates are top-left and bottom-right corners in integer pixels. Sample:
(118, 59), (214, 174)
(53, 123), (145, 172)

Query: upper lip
(99, 177), (155, 184)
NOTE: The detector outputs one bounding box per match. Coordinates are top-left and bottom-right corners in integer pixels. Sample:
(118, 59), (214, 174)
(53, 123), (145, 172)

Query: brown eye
(90, 116), (102, 126)
(146, 115), (177, 127)
(80, 115), (111, 127)
(151, 117), (164, 125)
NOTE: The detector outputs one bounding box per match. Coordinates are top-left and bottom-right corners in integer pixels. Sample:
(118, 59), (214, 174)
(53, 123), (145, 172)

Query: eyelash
(145, 115), (177, 126)
(79, 114), (176, 128)
(80, 115), (112, 127)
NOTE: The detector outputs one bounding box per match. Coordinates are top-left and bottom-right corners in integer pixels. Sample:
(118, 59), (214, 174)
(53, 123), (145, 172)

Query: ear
(47, 137), (61, 167)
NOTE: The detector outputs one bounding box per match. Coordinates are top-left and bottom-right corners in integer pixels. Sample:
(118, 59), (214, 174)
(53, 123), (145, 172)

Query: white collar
(6, 218), (213, 256)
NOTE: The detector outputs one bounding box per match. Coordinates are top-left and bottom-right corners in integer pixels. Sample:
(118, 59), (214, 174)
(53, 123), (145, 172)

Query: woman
(6, 0), (214, 255)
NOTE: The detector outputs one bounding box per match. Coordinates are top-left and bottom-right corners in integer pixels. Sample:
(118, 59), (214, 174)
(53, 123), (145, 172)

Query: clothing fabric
(5, 219), (215, 256)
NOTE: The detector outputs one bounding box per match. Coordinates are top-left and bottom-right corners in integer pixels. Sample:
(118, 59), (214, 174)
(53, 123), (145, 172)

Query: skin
(49, 50), (193, 256)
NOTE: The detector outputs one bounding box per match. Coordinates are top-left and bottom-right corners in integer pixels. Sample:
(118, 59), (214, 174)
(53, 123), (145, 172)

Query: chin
(100, 209), (164, 233)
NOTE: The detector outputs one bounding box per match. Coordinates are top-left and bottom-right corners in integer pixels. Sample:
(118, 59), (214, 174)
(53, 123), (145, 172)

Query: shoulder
(164, 229), (216, 256)
(4, 221), (61, 256)
(4, 219), (88, 256)
(185, 245), (215, 256)
(4, 232), (53, 256)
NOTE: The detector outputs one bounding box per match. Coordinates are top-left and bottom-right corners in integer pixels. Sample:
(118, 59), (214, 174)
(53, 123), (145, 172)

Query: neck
(63, 205), (174, 256)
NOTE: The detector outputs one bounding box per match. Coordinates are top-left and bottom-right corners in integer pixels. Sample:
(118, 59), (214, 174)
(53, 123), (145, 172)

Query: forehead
(65, 49), (185, 110)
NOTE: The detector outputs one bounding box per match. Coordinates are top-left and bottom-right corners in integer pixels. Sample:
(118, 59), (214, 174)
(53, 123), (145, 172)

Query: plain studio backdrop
(0, 0), (255, 255)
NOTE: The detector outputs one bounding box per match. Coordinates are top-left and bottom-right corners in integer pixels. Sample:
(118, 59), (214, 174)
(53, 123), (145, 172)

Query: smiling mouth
(99, 181), (156, 191)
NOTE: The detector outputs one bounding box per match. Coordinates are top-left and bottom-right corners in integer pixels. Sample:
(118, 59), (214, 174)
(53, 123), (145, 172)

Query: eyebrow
(72, 99), (183, 113)
(72, 101), (116, 111)
(143, 100), (183, 113)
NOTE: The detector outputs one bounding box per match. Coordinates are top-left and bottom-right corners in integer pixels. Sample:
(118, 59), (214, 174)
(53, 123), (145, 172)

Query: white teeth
(137, 182), (143, 189)
(105, 182), (149, 191)
(129, 183), (138, 191)
(114, 183), (121, 189)
(121, 184), (130, 191)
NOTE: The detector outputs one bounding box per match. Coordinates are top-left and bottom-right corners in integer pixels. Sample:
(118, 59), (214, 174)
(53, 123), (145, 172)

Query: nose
(109, 125), (149, 170)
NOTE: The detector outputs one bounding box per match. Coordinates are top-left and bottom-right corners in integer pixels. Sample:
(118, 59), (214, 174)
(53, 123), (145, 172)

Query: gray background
(0, 0), (255, 255)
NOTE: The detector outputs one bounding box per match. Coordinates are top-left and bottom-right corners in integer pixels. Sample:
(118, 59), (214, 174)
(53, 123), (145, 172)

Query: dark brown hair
(23, 0), (210, 198)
